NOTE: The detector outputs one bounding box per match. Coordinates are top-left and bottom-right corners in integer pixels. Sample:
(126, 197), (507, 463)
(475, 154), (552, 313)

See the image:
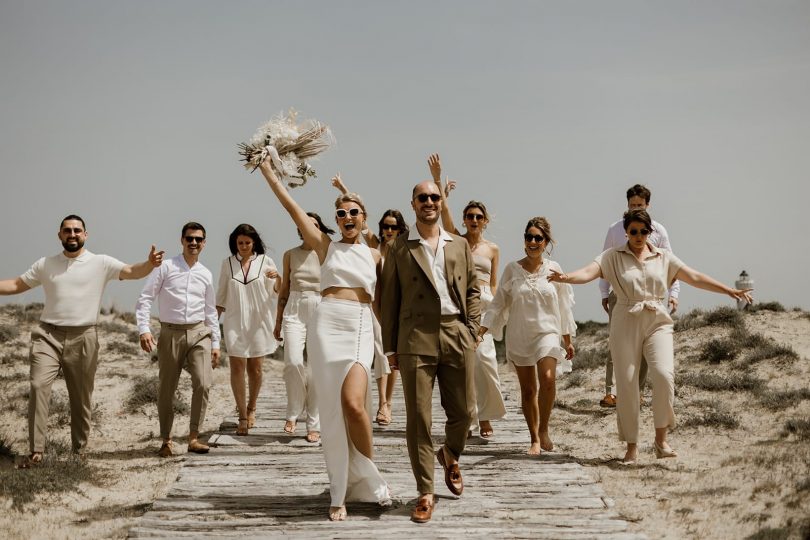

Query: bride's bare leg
(342, 363), (373, 458)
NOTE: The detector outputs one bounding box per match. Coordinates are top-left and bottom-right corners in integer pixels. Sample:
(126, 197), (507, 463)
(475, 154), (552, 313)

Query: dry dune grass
(0, 302), (808, 539)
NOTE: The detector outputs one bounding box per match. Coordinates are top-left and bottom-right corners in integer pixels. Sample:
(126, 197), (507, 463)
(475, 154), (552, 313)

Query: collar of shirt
(617, 242), (663, 260)
(235, 253), (258, 262)
(408, 223), (454, 244)
(59, 250), (92, 262)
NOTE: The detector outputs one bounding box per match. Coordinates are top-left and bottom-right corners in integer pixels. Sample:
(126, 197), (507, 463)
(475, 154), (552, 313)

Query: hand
(148, 245), (165, 268)
(601, 298), (610, 313)
(258, 157), (280, 183)
(427, 153), (441, 182)
(565, 343), (575, 360)
(273, 325), (283, 342)
(139, 332), (156, 353)
(668, 297), (679, 314)
(265, 269), (279, 280)
(547, 269), (567, 283)
(331, 172), (348, 194)
(474, 333), (484, 351)
(729, 288), (754, 304)
(211, 349), (221, 369)
(387, 353), (399, 371)
(444, 178), (456, 198)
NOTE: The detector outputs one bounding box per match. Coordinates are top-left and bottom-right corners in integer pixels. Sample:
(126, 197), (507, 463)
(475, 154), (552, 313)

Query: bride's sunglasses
(336, 208), (362, 219)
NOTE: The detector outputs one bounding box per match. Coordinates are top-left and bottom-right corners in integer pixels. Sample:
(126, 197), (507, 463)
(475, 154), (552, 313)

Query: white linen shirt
(599, 218), (680, 300)
(135, 254), (221, 348)
(409, 224), (460, 316)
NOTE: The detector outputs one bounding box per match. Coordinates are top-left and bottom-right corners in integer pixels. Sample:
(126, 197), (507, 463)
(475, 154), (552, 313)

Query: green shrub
(105, 340), (140, 356)
(704, 306), (745, 329)
(682, 410), (740, 429)
(573, 346), (608, 371)
(561, 370), (587, 389)
(0, 323), (20, 343)
(745, 341), (799, 363)
(0, 438), (101, 510)
(782, 419), (810, 441)
(747, 302), (785, 313)
(117, 312), (137, 325)
(98, 320), (132, 334)
(758, 388), (810, 410)
(674, 309), (706, 332)
(574, 320), (608, 337)
(126, 375), (189, 414)
(700, 338), (739, 363)
(678, 371), (763, 392)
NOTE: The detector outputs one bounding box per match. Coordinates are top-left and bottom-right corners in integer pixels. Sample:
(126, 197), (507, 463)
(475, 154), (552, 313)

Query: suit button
(457, 275), (462, 280)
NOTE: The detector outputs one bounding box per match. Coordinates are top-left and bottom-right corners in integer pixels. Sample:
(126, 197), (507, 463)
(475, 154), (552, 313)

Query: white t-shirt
(21, 250), (125, 326)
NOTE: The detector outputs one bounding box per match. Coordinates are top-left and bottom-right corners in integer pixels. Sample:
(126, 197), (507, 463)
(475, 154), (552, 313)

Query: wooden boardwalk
(130, 361), (645, 539)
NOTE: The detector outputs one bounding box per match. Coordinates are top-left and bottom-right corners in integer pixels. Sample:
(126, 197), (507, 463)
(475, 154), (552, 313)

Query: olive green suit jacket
(380, 229), (481, 356)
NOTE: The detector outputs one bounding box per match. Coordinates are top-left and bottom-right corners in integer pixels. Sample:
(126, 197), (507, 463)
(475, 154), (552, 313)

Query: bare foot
(539, 432), (554, 451)
(479, 420), (493, 438)
(306, 431), (321, 443)
(621, 448), (638, 464)
(329, 505), (347, 521)
(283, 420), (296, 434)
(527, 442), (542, 455)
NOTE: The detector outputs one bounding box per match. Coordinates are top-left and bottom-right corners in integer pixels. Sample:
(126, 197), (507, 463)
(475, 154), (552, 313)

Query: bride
(257, 160), (390, 521)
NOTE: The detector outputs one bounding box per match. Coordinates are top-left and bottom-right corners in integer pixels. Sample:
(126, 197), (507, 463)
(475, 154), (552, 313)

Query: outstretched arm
(119, 245), (165, 280)
(0, 277), (31, 295)
(258, 158), (330, 260)
(675, 265), (753, 304)
(548, 262), (602, 285)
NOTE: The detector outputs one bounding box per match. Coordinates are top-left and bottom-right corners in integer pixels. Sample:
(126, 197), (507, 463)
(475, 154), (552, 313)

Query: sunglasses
(628, 228), (650, 237)
(414, 193), (442, 203)
(381, 224), (399, 231)
(184, 236), (205, 244)
(524, 233), (546, 243)
(336, 208), (362, 219)
(465, 213), (485, 221)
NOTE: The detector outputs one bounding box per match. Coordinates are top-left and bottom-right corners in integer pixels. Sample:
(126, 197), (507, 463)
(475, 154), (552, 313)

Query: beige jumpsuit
(595, 244), (684, 443)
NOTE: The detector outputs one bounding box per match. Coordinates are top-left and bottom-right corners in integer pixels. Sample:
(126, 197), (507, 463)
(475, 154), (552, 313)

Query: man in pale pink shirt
(599, 185), (679, 408)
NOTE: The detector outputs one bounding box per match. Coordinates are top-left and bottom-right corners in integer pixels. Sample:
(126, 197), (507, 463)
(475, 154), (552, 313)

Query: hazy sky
(1, 0), (808, 322)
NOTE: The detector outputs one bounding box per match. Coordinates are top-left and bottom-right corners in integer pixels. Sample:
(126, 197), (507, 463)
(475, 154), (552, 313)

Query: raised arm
(258, 158), (330, 260)
(332, 173), (379, 248)
(547, 261), (602, 285)
(119, 245), (165, 280)
(674, 265), (753, 304)
(0, 277), (31, 295)
(428, 153), (460, 234)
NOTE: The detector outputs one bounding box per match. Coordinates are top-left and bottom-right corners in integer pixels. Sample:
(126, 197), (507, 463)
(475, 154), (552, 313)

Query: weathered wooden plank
(129, 361), (646, 539)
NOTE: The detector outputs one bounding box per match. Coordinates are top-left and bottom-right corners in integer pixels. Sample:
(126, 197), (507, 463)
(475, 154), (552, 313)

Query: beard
(416, 210), (440, 226)
(61, 238), (84, 253)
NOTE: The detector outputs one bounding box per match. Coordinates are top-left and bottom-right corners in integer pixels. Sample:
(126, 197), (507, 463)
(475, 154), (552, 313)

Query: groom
(381, 155), (481, 523)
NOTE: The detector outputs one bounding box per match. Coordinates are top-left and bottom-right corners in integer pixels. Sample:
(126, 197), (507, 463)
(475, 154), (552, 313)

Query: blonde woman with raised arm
(257, 162), (390, 521)
(430, 154), (506, 439)
(548, 209), (752, 463)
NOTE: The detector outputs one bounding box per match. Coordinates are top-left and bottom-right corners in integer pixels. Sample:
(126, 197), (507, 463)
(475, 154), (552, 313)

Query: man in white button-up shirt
(136, 222), (220, 457)
(0, 214), (163, 465)
(598, 184), (679, 408)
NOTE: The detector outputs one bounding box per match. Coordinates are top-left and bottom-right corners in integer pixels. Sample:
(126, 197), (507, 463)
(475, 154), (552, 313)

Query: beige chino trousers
(157, 322), (213, 440)
(398, 316), (475, 495)
(606, 291), (648, 395)
(28, 323), (99, 454)
(609, 302), (676, 443)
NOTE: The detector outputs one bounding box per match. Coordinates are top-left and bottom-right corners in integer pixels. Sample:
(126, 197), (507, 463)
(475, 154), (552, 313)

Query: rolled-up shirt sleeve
(204, 277), (221, 349)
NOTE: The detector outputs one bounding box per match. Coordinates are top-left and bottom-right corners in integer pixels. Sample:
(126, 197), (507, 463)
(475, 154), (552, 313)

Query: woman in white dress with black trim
(479, 217), (576, 455)
(216, 224), (281, 436)
(258, 162), (389, 522)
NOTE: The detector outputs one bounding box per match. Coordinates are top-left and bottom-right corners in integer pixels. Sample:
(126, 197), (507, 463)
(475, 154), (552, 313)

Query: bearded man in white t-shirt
(0, 215), (164, 466)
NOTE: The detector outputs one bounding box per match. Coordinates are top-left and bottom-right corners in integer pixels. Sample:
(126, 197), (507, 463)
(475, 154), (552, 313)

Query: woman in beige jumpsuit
(549, 209), (752, 463)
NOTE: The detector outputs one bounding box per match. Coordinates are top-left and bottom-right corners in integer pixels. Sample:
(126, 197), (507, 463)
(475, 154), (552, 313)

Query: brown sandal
(236, 417), (249, 436)
(247, 407), (257, 429)
(375, 404), (391, 426)
(305, 431), (320, 443)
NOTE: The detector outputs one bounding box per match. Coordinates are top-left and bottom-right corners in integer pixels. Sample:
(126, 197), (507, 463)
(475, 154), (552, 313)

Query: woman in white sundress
(479, 217), (576, 455)
(257, 162), (390, 522)
(216, 223), (280, 437)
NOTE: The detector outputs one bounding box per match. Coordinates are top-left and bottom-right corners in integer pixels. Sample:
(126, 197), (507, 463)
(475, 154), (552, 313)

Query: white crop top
(320, 242), (377, 299)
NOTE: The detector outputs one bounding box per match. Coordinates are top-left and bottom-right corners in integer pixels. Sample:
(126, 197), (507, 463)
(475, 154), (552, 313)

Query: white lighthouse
(735, 270), (754, 310)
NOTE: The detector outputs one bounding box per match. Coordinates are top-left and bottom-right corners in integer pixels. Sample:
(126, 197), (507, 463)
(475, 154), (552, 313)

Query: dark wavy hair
(622, 209), (655, 233)
(626, 184), (651, 204)
(181, 221), (206, 238)
(60, 214), (86, 231)
(228, 223), (266, 255)
(378, 209), (408, 239)
(306, 212), (335, 235)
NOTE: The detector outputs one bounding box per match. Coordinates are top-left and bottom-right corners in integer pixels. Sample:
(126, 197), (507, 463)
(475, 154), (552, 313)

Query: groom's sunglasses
(414, 193), (441, 203)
